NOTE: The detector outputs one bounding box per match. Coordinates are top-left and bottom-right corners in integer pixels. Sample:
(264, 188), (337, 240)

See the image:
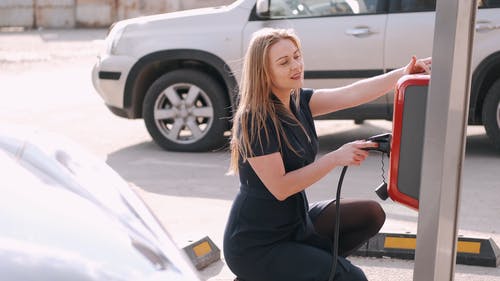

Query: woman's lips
(291, 72), (302, 80)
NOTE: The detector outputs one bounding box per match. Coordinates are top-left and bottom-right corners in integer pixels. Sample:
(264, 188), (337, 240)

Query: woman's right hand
(404, 56), (432, 75)
(329, 140), (377, 166)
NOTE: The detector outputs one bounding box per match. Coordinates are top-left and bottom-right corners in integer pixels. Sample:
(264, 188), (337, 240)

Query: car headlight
(103, 22), (126, 56)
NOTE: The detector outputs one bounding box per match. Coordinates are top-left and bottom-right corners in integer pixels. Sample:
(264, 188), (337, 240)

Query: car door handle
(345, 26), (374, 38)
(475, 20), (500, 33)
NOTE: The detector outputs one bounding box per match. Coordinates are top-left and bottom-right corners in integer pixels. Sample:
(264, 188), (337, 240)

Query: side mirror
(256, 0), (270, 17)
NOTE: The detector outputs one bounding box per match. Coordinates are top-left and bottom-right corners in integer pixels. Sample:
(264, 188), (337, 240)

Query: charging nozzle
(363, 133), (392, 157)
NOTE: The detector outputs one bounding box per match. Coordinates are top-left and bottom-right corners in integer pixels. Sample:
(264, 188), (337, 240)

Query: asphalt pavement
(1, 28), (499, 281)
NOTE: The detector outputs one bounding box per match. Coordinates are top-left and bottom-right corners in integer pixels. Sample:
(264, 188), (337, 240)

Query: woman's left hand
(404, 56), (432, 75)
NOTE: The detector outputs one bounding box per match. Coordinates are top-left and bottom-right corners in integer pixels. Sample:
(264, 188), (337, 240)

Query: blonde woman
(223, 28), (431, 281)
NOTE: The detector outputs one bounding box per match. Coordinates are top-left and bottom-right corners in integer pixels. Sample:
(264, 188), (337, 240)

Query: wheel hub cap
(153, 83), (214, 144)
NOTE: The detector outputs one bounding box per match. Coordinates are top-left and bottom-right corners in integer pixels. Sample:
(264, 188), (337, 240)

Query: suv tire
(482, 78), (500, 152)
(143, 69), (229, 152)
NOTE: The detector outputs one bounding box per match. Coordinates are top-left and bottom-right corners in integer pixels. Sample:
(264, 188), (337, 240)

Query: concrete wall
(0, 0), (235, 28)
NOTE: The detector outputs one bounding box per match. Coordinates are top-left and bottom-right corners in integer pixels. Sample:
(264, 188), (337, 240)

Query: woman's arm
(309, 56), (431, 117)
(248, 140), (376, 201)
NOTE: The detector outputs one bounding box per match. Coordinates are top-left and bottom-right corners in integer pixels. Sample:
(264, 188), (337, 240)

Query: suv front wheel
(143, 69), (229, 152)
(482, 78), (500, 152)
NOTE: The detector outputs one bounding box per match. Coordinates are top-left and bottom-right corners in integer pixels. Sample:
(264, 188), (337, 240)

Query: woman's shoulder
(239, 109), (278, 143)
(300, 88), (315, 104)
(301, 88), (314, 95)
(297, 88), (315, 111)
(240, 110), (280, 157)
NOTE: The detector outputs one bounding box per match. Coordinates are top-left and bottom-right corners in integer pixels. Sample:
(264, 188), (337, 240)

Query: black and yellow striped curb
(354, 233), (500, 267)
(183, 236), (221, 270)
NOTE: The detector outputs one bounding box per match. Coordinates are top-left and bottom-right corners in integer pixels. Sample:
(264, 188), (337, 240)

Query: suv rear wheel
(143, 69), (229, 152)
(482, 78), (500, 152)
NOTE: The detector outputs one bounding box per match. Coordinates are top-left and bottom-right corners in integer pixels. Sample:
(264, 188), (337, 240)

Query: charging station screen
(397, 85), (428, 200)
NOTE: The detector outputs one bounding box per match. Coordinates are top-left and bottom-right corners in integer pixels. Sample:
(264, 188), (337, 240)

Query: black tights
(312, 199), (386, 257)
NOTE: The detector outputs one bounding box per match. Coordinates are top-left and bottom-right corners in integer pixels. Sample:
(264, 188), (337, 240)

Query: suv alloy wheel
(143, 69), (229, 152)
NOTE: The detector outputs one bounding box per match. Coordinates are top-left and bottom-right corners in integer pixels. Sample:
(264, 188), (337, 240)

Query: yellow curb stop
(183, 236), (221, 270)
(354, 233), (499, 267)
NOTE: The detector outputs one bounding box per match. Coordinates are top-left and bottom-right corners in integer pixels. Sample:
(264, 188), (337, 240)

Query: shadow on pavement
(465, 134), (500, 157)
(106, 140), (238, 201)
(106, 122), (498, 202)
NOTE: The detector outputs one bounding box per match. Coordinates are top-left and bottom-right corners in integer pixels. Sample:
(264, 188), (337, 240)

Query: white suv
(92, 0), (500, 152)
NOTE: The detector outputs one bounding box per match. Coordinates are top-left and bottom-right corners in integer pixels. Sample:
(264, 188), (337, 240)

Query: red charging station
(388, 74), (430, 210)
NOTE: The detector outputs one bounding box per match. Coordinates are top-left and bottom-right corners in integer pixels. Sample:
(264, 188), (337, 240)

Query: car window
(269, 0), (384, 18)
(480, 0), (500, 8)
(389, 0), (435, 13)
(389, 0), (498, 13)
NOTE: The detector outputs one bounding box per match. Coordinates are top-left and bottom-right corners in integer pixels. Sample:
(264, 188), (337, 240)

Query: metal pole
(413, 0), (477, 280)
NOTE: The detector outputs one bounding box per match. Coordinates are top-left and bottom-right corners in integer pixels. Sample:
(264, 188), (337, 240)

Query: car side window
(480, 0), (500, 8)
(389, 0), (435, 13)
(269, 0), (383, 18)
(388, 0), (499, 12)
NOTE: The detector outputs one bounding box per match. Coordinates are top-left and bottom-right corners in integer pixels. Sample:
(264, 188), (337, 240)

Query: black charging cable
(328, 133), (392, 281)
(328, 165), (348, 281)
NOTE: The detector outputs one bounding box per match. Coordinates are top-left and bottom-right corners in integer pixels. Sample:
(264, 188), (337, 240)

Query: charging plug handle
(363, 133), (392, 156)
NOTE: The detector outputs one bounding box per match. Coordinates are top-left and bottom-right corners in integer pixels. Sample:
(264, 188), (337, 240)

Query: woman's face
(267, 38), (304, 96)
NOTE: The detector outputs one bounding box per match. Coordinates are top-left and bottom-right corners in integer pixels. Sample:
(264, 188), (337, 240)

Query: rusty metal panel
(0, 0), (237, 28)
(181, 0), (234, 10)
(0, 0), (34, 27)
(35, 0), (76, 28)
(116, 0), (140, 20)
(116, 0), (146, 20)
(114, 0), (185, 21)
(76, 0), (115, 27)
(0, 0), (33, 6)
(139, 0), (173, 16)
(37, 0), (74, 5)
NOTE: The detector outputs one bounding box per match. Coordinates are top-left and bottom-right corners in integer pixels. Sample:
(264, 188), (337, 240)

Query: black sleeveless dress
(223, 89), (362, 281)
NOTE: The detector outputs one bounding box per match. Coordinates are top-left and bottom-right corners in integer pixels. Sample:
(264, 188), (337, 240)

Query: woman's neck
(272, 88), (292, 111)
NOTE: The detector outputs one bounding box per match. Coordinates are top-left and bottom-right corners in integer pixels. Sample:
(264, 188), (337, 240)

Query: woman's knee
(365, 200), (386, 231)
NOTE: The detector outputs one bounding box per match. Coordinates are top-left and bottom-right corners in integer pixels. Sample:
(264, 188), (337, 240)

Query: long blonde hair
(228, 28), (306, 174)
